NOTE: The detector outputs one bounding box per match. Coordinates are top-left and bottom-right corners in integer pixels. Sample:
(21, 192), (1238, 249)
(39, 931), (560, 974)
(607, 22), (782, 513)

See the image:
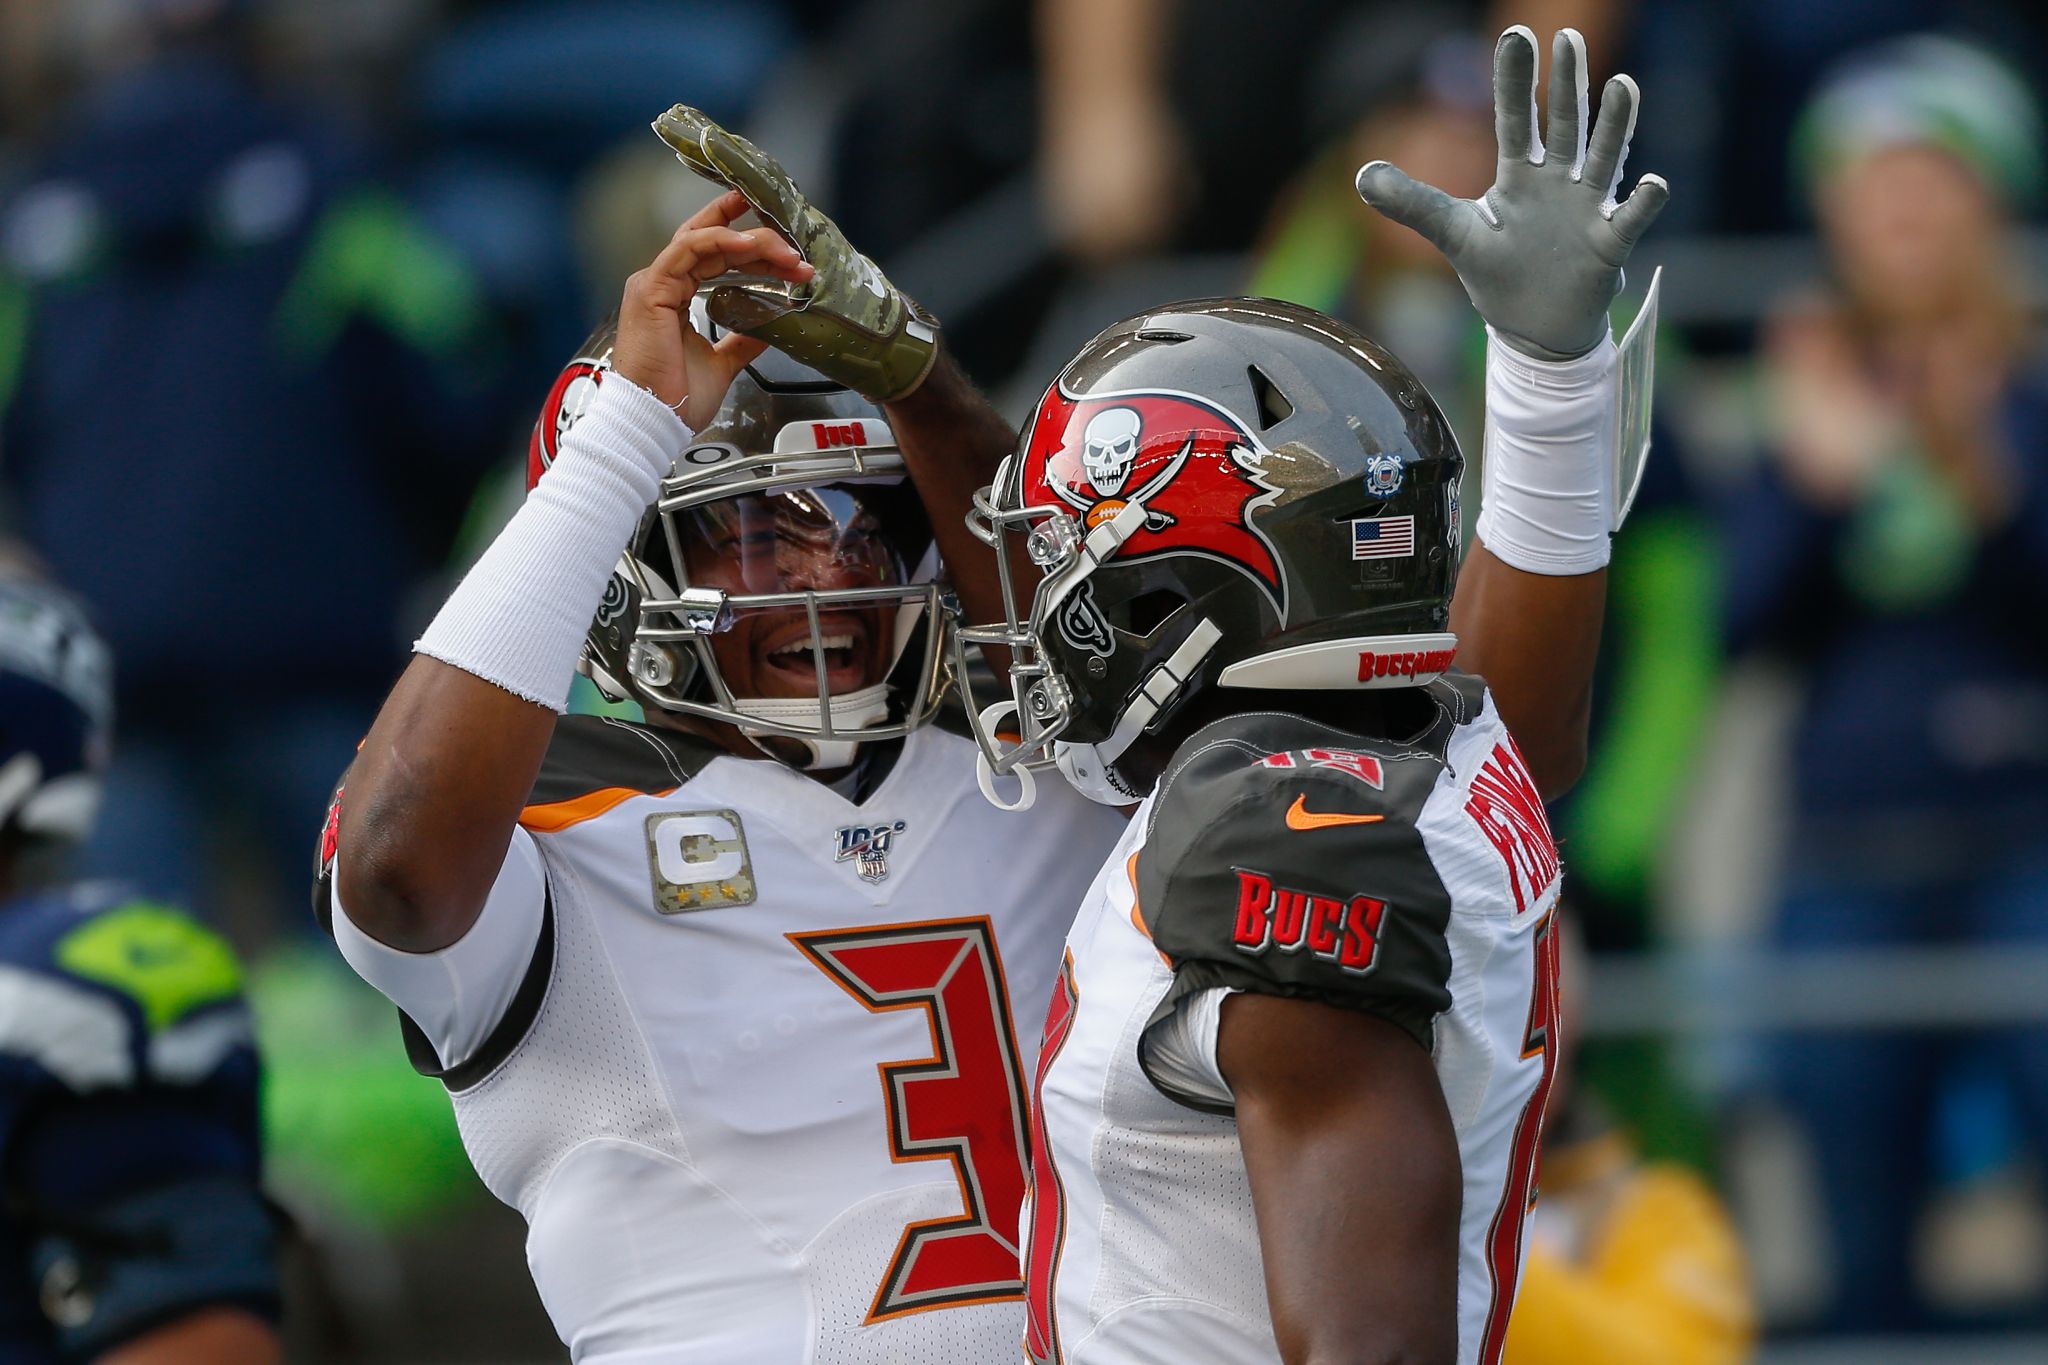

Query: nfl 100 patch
(835, 821), (906, 883)
(1351, 515), (1415, 560)
(645, 810), (756, 912)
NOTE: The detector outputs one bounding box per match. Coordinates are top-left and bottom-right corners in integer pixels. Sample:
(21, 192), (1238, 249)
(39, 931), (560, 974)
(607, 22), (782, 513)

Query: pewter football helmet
(528, 316), (950, 769)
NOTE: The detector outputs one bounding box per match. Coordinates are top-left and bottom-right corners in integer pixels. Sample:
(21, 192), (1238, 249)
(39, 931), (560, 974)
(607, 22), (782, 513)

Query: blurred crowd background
(3, 0), (2047, 1359)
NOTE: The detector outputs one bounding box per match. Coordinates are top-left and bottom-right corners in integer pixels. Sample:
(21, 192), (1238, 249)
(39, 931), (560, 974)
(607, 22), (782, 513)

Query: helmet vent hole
(1123, 588), (1185, 639)
(1247, 365), (1293, 429)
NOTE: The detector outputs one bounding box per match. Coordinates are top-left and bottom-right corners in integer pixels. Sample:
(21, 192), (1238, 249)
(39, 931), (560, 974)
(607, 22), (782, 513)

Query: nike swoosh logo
(1285, 795), (1385, 831)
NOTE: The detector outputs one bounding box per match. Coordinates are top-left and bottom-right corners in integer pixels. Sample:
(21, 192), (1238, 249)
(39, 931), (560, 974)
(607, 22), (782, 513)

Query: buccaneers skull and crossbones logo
(1080, 406), (1143, 498)
(1059, 403), (1182, 533)
(1023, 387), (1284, 598)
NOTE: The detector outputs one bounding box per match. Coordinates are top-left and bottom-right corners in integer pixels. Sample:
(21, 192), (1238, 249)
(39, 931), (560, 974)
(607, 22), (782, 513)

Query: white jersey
(321, 716), (1123, 1364)
(1021, 677), (1562, 1365)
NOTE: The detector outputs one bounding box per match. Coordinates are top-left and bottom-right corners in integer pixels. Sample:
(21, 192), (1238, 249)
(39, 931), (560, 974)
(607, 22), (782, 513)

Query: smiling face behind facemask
(678, 487), (905, 704)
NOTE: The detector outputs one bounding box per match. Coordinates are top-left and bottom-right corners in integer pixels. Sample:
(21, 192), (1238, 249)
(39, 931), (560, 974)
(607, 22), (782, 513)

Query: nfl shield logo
(835, 821), (907, 883)
(1364, 451), (1405, 499)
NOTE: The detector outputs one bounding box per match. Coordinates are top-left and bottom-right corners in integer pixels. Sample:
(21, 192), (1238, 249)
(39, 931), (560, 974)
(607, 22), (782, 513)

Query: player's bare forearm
(886, 347), (1033, 642)
(1359, 25), (1663, 803)
(96, 1306), (281, 1364)
(1221, 994), (1462, 1365)
(336, 658), (556, 952)
(1451, 542), (1604, 799)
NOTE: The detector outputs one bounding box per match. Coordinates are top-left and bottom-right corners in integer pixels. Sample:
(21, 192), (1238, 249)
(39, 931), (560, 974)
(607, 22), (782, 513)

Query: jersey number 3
(791, 917), (1032, 1321)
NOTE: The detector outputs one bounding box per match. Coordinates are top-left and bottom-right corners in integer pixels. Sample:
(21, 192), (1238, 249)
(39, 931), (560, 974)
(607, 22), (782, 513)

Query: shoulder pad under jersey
(0, 885), (250, 1094)
(1136, 709), (1457, 1048)
(520, 714), (725, 833)
(310, 713), (726, 932)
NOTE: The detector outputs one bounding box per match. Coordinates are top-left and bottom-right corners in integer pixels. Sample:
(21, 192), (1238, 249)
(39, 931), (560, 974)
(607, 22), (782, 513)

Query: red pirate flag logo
(1021, 387), (1283, 602)
(527, 358), (609, 490)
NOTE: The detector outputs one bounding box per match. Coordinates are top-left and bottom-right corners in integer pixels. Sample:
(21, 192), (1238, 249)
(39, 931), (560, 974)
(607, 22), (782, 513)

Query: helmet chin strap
(733, 683), (893, 771)
(1053, 617), (1224, 808)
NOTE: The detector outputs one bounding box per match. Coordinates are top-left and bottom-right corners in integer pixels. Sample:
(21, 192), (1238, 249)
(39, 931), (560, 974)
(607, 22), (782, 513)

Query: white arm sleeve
(332, 828), (548, 1071)
(414, 373), (690, 711)
(1473, 328), (1620, 575)
(1138, 985), (1238, 1110)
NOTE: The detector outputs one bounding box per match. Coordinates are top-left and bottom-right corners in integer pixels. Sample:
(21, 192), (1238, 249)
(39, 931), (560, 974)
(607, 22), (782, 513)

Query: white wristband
(1473, 327), (1619, 575)
(415, 374), (690, 711)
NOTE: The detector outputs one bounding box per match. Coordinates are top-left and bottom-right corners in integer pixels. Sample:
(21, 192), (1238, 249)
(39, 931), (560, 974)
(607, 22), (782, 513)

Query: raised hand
(1355, 27), (1668, 360)
(613, 190), (813, 431)
(652, 105), (939, 401)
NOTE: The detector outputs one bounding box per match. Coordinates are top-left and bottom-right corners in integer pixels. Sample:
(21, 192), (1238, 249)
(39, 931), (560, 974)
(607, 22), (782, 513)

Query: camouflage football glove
(1355, 27), (1668, 361)
(652, 105), (939, 402)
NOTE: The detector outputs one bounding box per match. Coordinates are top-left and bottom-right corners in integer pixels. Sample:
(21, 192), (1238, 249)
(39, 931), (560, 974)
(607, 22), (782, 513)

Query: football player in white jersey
(317, 51), (1644, 1361)
(960, 27), (1667, 1365)
(316, 209), (1132, 1359)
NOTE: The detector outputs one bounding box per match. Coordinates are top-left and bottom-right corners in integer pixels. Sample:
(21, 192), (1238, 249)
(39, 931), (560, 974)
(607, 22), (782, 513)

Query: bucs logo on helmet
(1022, 387), (1283, 605)
(527, 358), (609, 489)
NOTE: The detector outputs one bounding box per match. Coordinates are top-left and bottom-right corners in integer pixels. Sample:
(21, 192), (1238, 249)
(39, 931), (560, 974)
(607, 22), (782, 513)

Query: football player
(964, 27), (1666, 1365)
(0, 556), (280, 1363)
(321, 38), (1645, 1359)
(319, 198), (1132, 1362)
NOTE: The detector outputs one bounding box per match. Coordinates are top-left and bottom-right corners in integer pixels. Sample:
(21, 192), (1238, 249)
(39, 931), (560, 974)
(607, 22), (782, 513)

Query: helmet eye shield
(680, 488), (906, 597)
(615, 459), (953, 763)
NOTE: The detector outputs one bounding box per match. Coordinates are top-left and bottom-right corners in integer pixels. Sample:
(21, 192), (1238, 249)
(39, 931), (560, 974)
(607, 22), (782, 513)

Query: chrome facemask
(954, 455), (1159, 809)
(612, 430), (954, 768)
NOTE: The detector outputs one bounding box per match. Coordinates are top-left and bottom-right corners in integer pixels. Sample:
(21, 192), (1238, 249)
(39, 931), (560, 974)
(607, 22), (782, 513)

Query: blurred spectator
(1505, 924), (1756, 1365)
(1037, 0), (1634, 268)
(406, 0), (797, 380)
(1035, 0), (1194, 268)
(1725, 35), (2048, 1332)
(0, 0), (508, 925)
(1247, 18), (1496, 436)
(1624, 0), (2046, 237)
(829, 1), (1637, 383)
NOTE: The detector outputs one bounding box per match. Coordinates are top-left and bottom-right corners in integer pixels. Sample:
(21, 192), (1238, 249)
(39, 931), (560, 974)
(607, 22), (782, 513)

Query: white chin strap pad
(1051, 617), (1224, 808)
(733, 682), (892, 770)
(1053, 742), (1145, 806)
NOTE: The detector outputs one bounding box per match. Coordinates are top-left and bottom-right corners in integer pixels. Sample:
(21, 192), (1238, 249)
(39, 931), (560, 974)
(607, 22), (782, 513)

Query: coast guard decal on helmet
(528, 358), (609, 489)
(1023, 388), (1283, 602)
(1364, 450), (1406, 498)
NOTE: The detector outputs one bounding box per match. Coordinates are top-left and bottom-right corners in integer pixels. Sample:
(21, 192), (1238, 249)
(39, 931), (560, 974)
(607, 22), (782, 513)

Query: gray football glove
(1355, 27), (1668, 361)
(652, 105), (939, 402)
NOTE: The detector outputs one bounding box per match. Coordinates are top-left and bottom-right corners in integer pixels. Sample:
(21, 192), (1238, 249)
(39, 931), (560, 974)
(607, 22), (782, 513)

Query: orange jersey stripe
(520, 785), (671, 833)
(1125, 852), (1149, 939)
(1126, 850), (1173, 967)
